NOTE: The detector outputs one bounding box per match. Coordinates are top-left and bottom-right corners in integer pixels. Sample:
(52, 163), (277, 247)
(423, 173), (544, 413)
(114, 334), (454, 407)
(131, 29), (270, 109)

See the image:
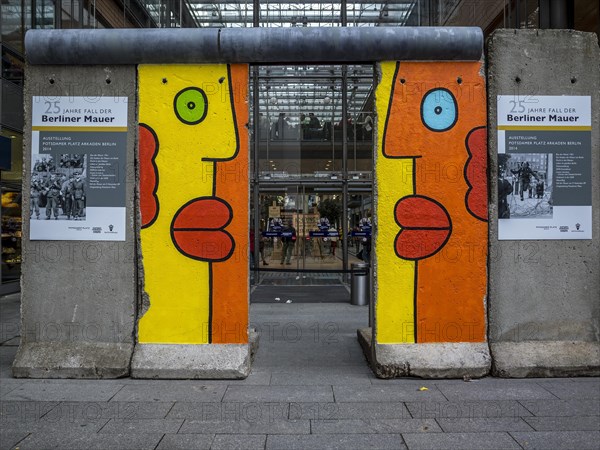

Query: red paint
(465, 126), (488, 222)
(139, 124), (158, 228)
(394, 195), (451, 260)
(395, 229), (451, 260)
(171, 198), (233, 261)
(172, 198), (231, 229)
(395, 196), (451, 229)
(171, 230), (233, 260)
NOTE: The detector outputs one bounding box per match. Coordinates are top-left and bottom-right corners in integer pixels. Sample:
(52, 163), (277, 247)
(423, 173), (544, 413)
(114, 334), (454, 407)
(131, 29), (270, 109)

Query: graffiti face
(138, 64), (248, 345)
(377, 61), (488, 344)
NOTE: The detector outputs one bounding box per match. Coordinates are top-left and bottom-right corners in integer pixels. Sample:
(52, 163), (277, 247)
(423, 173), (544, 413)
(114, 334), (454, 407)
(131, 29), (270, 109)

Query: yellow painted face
(138, 64), (239, 167)
(137, 64), (242, 345)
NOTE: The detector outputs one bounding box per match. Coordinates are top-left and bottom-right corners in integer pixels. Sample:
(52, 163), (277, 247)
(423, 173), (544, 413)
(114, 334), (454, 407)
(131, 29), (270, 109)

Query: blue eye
(420, 88), (458, 132)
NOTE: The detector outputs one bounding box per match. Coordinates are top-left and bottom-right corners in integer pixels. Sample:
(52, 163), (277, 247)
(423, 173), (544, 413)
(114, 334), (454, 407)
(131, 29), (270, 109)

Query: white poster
(30, 96), (128, 241)
(497, 95), (592, 240)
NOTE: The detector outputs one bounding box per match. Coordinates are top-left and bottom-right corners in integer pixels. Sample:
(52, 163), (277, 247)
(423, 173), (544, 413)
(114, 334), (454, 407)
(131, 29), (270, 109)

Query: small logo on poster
(572, 223), (584, 233)
(559, 226), (569, 232)
(104, 224), (118, 234)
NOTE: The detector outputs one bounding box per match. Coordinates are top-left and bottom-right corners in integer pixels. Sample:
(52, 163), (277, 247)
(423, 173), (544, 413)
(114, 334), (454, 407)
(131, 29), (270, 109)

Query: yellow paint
(375, 62), (416, 344)
(138, 65), (237, 344)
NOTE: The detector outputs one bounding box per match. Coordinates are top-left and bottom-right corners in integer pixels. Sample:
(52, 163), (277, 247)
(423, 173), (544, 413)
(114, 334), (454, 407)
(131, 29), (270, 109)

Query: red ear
(465, 126), (488, 222)
(139, 124), (159, 228)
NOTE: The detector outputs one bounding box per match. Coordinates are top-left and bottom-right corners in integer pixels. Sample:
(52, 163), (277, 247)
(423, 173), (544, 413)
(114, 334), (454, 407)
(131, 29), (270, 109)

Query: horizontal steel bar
(25, 27), (483, 65)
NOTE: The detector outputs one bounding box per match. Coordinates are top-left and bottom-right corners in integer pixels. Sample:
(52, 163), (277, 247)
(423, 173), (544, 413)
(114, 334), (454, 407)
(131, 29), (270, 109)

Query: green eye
(174, 87), (208, 125)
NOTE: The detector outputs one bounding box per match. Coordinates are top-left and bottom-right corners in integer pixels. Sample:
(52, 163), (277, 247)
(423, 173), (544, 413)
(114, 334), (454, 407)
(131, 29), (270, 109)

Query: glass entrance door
(255, 184), (350, 285)
(250, 63), (375, 288)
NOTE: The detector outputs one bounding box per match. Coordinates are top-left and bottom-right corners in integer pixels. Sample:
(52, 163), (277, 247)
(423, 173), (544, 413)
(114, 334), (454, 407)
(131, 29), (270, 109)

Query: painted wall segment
(138, 64), (249, 345)
(376, 61), (488, 344)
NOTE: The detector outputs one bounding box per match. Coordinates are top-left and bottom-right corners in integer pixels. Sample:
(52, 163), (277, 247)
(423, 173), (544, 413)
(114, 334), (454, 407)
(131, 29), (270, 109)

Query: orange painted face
(376, 61), (488, 345)
(383, 62), (486, 161)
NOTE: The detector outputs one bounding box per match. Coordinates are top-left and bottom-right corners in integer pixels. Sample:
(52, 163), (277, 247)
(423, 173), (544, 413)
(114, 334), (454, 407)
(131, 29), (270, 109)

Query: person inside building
(280, 219), (296, 265)
(329, 225), (339, 256)
(362, 114), (373, 140)
(361, 235), (371, 263)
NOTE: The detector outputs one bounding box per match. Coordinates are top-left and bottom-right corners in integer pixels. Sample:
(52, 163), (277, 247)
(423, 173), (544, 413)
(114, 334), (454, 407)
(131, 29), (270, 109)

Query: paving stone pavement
(1, 293), (599, 449)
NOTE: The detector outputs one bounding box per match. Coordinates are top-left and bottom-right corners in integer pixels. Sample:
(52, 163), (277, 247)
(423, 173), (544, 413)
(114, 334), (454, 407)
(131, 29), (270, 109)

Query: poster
(268, 205), (281, 218)
(30, 96), (128, 240)
(497, 95), (592, 240)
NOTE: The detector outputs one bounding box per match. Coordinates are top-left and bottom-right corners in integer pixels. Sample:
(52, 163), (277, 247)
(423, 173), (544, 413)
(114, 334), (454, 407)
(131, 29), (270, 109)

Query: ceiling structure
(137, 1), (426, 120)
(143, 1), (420, 29)
(254, 64), (374, 122)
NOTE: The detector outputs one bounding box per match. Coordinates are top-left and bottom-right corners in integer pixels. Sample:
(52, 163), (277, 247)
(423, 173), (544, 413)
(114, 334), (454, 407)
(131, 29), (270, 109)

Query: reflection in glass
(253, 64), (374, 180)
(1, 185), (22, 284)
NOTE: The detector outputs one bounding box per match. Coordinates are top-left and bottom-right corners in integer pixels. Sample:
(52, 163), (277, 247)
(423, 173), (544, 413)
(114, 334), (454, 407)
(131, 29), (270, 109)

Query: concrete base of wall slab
(12, 342), (133, 378)
(131, 330), (259, 379)
(491, 341), (600, 378)
(358, 327), (491, 379)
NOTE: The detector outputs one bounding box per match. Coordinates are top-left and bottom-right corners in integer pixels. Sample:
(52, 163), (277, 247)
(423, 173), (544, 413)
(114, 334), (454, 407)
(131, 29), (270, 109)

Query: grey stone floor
(1, 293), (599, 449)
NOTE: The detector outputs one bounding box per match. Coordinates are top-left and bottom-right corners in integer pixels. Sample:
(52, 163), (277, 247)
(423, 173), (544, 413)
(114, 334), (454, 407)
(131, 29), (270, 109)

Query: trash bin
(351, 262), (369, 306)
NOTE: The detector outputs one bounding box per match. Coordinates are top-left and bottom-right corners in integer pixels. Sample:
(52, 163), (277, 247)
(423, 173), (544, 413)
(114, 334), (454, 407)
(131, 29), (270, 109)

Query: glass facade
(249, 63), (374, 285)
(0, 131), (22, 286)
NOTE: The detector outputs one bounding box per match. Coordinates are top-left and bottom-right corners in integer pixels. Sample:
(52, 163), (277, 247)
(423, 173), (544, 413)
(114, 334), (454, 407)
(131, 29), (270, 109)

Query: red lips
(171, 198), (234, 262)
(394, 195), (452, 260)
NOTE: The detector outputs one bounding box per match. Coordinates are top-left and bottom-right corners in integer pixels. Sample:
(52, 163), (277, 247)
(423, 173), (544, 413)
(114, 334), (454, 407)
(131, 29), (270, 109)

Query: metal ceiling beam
(189, 15), (409, 23)
(26, 27), (483, 65)
(185, 1), (414, 4)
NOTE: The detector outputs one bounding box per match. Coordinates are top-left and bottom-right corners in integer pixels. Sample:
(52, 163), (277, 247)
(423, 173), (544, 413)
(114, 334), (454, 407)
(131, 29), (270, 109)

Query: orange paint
(383, 62), (488, 343)
(212, 64), (249, 344)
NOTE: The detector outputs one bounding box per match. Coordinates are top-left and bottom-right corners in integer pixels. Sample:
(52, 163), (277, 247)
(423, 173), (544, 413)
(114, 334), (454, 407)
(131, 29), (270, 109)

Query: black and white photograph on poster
(30, 96), (128, 241)
(498, 153), (553, 220)
(29, 155), (88, 222)
(497, 95), (592, 240)
(59, 153), (85, 169)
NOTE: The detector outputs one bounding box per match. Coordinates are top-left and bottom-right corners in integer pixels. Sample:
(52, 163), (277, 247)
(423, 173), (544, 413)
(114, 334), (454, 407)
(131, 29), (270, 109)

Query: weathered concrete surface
(131, 330), (259, 379)
(13, 65), (137, 378)
(491, 341), (600, 378)
(487, 30), (600, 376)
(12, 342), (133, 378)
(359, 328), (491, 379)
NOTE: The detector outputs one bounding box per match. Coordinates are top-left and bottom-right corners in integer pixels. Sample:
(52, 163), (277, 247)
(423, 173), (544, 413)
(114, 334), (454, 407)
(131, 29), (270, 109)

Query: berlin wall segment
(362, 60), (491, 379)
(13, 65), (137, 378)
(487, 29), (600, 377)
(131, 64), (252, 379)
